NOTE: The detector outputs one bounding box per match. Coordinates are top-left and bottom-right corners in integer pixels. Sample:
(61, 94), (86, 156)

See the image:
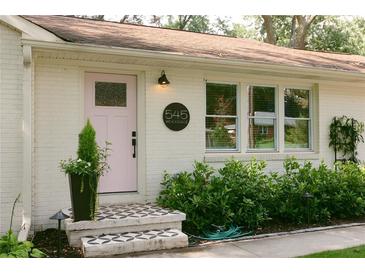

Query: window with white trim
(248, 86), (277, 150)
(205, 83), (238, 150)
(284, 88), (311, 149)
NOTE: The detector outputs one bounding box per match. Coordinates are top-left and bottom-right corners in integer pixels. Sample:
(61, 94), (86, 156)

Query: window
(206, 83), (238, 150)
(95, 82), (127, 107)
(284, 88), (311, 149)
(248, 86), (276, 150)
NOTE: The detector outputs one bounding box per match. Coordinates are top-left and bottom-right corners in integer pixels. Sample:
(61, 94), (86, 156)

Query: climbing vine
(329, 116), (364, 163)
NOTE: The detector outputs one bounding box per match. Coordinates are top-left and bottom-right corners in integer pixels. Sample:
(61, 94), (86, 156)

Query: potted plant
(60, 120), (111, 222)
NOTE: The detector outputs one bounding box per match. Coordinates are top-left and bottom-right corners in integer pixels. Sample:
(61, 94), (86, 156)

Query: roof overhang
(23, 38), (365, 83)
(2, 15), (364, 83)
(0, 15), (63, 42)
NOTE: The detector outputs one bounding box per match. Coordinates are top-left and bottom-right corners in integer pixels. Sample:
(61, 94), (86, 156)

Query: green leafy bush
(271, 159), (365, 224)
(158, 158), (365, 234)
(0, 230), (45, 258)
(158, 159), (273, 234)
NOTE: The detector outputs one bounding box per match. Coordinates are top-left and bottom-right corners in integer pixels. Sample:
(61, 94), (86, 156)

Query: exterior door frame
(80, 66), (146, 204)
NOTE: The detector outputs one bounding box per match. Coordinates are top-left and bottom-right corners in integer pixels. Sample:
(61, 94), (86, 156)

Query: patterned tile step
(64, 203), (186, 231)
(81, 229), (188, 257)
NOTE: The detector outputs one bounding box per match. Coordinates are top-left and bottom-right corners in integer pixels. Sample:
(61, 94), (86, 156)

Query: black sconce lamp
(158, 70), (170, 86)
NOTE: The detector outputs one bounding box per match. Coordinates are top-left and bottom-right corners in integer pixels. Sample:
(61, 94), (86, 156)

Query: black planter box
(68, 174), (98, 222)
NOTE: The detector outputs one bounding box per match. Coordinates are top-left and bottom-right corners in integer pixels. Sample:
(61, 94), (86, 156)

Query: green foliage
(308, 16), (365, 55)
(301, 244), (365, 258)
(1, 195), (45, 258)
(60, 120), (111, 219)
(164, 15), (211, 33)
(60, 120), (111, 177)
(270, 159), (365, 224)
(158, 158), (365, 234)
(210, 121), (234, 148)
(329, 116), (364, 162)
(77, 119), (99, 171)
(158, 159), (273, 234)
(0, 230), (45, 258)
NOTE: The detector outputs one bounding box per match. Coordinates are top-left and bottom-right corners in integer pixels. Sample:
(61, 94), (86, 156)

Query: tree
(76, 15), (104, 20)
(259, 15), (323, 49)
(119, 15), (144, 24)
(150, 15), (163, 27)
(164, 15), (211, 33)
(73, 15), (365, 55)
(307, 16), (365, 55)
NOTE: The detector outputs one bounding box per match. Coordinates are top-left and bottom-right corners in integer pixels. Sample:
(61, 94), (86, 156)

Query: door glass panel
(95, 82), (127, 107)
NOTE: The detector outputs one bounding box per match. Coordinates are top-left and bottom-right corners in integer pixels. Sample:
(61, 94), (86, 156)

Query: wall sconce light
(158, 70), (170, 86)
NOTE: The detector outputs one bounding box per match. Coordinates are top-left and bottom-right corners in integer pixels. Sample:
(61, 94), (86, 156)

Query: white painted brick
(3, 37), (365, 232)
(0, 23), (23, 234)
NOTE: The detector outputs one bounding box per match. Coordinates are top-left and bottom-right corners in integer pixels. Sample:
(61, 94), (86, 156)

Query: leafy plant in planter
(329, 116), (364, 163)
(60, 120), (111, 222)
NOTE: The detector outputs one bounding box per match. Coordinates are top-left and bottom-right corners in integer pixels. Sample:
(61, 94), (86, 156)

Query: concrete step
(64, 203), (186, 247)
(81, 229), (188, 257)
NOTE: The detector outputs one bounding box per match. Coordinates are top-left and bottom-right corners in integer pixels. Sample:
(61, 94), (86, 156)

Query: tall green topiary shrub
(77, 119), (99, 171)
(60, 119), (111, 221)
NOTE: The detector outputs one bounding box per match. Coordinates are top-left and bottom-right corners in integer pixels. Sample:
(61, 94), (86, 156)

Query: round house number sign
(163, 103), (190, 131)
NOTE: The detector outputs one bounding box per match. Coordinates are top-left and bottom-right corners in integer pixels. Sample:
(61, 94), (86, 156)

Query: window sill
(204, 152), (320, 163)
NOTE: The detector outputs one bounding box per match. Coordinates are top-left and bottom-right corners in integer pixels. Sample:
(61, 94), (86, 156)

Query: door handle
(132, 131), (136, 158)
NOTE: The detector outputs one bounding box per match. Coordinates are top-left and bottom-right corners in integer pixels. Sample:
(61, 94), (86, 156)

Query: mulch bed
(32, 228), (83, 258)
(188, 216), (365, 246)
(32, 217), (365, 256)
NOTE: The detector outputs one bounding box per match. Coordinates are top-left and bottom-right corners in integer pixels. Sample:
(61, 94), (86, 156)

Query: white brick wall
(26, 53), (365, 230)
(33, 63), (81, 230)
(319, 84), (365, 165)
(145, 69), (206, 199)
(0, 23), (23, 234)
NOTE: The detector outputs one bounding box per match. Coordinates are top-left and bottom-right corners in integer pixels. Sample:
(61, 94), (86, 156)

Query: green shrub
(77, 119), (99, 171)
(157, 159), (273, 234)
(157, 162), (215, 234)
(158, 158), (365, 234)
(271, 159), (365, 224)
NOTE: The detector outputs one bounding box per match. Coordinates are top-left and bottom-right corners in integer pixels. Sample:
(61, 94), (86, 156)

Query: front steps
(63, 203), (188, 257)
(82, 229), (188, 257)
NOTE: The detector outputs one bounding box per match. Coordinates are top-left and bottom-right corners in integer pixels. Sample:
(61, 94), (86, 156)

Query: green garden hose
(187, 225), (253, 241)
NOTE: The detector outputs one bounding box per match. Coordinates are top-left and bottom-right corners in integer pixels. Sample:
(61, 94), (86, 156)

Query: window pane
(285, 119), (310, 149)
(249, 86), (275, 116)
(248, 118), (275, 149)
(206, 83), (236, 115)
(284, 88), (309, 118)
(206, 117), (237, 149)
(95, 82), (126, 107)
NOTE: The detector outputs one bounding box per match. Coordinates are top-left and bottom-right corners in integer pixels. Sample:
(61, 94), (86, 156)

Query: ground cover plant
(0, 195), (45, 258)
(158, 158), (365, 235)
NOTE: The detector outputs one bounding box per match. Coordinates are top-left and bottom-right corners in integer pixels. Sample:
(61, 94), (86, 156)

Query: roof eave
(23, 39), (365, 81)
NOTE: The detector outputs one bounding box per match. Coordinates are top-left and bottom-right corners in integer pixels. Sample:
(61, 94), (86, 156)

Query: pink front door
(85, 73), (137, 193)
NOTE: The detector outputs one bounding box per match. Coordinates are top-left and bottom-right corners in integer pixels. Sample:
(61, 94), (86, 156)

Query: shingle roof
(22, 15), (365, 74)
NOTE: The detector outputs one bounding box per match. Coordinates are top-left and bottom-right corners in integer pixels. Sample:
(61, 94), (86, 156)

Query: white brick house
(1, 15), (365, 240)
